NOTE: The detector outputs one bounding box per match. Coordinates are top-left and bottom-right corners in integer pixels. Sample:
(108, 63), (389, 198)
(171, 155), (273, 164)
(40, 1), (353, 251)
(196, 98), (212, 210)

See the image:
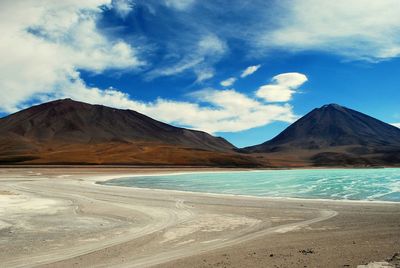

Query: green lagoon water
(101, 168), (400, 202)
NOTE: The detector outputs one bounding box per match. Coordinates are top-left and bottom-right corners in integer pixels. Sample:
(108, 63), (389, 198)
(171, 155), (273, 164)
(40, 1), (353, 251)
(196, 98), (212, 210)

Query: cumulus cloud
(0, 0), (142, 113)
(241, 65), (261, 78)
(256, 73), (307, 102)
(263, 0), (400, 61)
(391, 123), (400, 128)
(220, 77), (237, 87)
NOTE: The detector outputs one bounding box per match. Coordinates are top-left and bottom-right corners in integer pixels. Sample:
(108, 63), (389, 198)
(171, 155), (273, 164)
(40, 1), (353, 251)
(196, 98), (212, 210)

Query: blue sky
(1, 0), (400, 147)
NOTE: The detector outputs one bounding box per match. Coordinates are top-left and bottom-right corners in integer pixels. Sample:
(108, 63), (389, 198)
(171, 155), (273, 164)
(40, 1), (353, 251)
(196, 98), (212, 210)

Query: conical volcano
(244, 104), (400, 166)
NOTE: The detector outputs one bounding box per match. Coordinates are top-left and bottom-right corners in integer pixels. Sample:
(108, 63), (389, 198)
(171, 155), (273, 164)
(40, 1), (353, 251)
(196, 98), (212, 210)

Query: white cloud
(219, 64), (260, 88)
(391, 123), (400, 128)
(20, 70), (300, 134)
(147, 34), (227, 81)
(263, 0), (400, 61)
(220, 77), (237, 87)
(50, 83), (297, 133)
(112, 0), (135, 18)
(195, 68), (215, 83)
(218, 64), (260, 89)
(0, 0), (303, 134)
(256, 73), (307, 102)
(164, 0), (195, 10)
(197, 34), (226, 55)
(272, 73), (308, 88)
(0, 0), (143, 113)
(241, 65), (261, 78)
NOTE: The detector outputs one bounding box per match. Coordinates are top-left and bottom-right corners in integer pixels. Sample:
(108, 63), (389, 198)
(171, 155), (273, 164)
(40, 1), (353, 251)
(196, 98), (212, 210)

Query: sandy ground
(0, 167), (399, 268)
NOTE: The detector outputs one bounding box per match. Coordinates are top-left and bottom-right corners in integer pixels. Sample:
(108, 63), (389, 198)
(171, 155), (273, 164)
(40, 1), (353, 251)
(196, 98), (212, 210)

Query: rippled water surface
(101, 168), (400, 201)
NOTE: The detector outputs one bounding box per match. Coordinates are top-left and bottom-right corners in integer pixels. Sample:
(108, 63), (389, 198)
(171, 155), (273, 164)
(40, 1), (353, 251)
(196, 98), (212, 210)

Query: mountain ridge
(0, 99), (259, 166)
(0, 98), (234, 151)
(1, 100), (399, 167)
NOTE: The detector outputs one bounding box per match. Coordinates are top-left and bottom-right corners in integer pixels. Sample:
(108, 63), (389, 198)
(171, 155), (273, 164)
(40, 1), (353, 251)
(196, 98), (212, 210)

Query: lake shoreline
(1, 167), (399, 268)
(98, 168), (400, 204)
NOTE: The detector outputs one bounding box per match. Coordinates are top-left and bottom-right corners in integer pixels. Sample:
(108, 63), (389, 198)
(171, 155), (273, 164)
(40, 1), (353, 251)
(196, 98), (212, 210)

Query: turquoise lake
(101, 168), (400, 202)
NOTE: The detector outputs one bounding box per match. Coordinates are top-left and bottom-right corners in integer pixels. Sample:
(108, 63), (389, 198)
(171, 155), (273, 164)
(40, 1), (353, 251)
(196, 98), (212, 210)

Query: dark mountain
(2, 101), (399, 167)
(0, 99), (259, 166)
(243, 104), (400, 167)
(0, 99), (233, 151)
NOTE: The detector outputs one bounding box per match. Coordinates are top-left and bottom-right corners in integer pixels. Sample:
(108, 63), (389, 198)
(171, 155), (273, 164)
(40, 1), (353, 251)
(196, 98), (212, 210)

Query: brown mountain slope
(243, 104), (400, 167)
(0, 99), (260, 166)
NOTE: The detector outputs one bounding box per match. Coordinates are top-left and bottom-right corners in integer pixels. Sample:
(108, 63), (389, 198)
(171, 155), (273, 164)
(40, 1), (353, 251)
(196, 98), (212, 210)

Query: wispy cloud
(164, 0), (195, 10)
(220, 77), (236, 87)
(256, 73), (308, 102)
(262, 0), (400, 61)
(241, 65), (261, 78)
(111, 0), (135, 18)
(147, 34), (227, 82)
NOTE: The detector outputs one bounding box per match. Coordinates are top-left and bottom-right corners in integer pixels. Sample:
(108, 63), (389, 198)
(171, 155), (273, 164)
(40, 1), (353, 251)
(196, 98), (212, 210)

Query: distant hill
(243, 104), (400, 167)
(0, 99), (259, 166)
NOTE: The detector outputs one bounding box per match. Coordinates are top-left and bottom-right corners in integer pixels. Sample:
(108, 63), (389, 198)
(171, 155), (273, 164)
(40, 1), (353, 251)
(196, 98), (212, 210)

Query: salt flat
(0, 168), (399, 268)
